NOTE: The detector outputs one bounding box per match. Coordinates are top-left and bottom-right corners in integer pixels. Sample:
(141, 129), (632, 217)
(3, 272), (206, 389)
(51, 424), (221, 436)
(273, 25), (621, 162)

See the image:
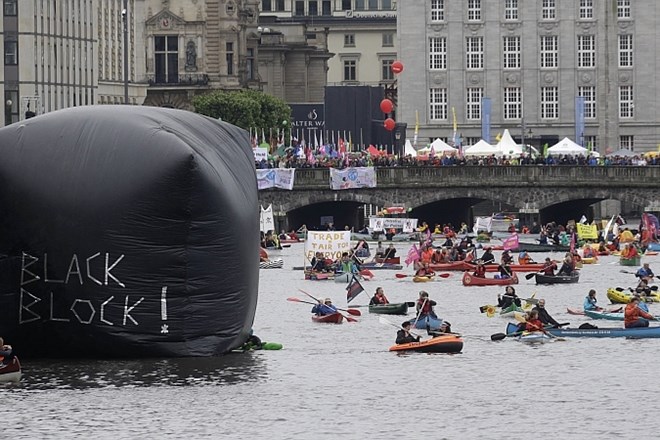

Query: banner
(330, 167), (376, 190)
(502, 233), (519, 251)
(304, 230), (351, 261)
(481, 97), (492, 143)
(256, 168), (295, 190)
(346, 275), (365, 303)
(576, 223), (598, 240)
(473, 216), (493, 234)
(575, 96), (585, 148)
(253, 147), (268, 162)
(260, 204), (275, 233)
(369, 217), (418, 232)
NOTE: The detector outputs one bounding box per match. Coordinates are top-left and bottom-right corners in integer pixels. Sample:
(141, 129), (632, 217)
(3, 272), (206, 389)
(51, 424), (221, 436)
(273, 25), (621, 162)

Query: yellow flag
(495, 132), (502, 142)
(415, 110), (419, 133)
(576, 223), (598, 240)
(452, 107), (457, 133)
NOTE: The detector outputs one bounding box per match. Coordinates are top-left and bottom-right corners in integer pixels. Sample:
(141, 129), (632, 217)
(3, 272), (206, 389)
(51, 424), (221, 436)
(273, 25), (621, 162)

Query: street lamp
(122, 1), (129, 104)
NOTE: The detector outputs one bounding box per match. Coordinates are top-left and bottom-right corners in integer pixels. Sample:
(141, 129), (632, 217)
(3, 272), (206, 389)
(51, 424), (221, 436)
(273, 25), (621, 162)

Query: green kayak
(620, 256), (641, 266)
(368, 302), (409, 315)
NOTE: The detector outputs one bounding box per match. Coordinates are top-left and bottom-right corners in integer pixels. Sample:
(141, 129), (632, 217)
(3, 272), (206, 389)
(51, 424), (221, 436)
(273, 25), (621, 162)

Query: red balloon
(380, 98), (393, 114)
(384, 118), (396, 131)
(391, 61), (404, 74)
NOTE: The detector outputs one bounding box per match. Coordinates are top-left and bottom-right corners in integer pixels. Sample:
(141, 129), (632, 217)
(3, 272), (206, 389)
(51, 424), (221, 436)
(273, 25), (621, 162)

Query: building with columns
(398, 0), (660, 153)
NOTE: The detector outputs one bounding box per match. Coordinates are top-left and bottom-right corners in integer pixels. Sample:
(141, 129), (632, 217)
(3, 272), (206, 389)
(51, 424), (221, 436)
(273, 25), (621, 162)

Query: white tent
(430, 138), (458, 154)
(496, 129), (523, 156)
(606, 148), (636, 158)
(464, 139), (502, 156)
(547, 137), (590, 156)
(404, 139), (417, 157)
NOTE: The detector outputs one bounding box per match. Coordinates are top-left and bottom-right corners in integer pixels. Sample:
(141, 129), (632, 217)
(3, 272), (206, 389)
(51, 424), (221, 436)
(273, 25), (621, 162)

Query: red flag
(405, 244), (420, 266)
(346, 275), (365, 303)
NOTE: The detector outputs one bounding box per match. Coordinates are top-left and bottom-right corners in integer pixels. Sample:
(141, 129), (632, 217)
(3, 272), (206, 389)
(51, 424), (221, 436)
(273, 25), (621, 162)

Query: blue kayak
(584, 310), (624, 321)
(506, 322), (660, 339)
(410, 315), (443, 331)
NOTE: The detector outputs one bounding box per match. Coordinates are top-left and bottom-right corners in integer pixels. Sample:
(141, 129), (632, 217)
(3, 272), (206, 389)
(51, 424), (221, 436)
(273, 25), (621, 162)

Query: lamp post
(122, 0), (129, 104)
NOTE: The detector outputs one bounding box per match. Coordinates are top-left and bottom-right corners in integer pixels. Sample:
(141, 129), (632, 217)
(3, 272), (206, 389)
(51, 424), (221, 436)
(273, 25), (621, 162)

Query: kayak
(463, 262), (546, 273)
(304, 272), (332, 281)
(0, 357), (21, 383)
(620, 256), (641, 266)
(507, 322), (660, 339)
(517, 332), (552, 344)
(413, 275), (435, 283)
(647, 242), (660, 251)
(375, 257), (401, 264)
(584, 310), (624, 321)
(259, 258), (284, 269)
(369, 303), (409, 315)
(567, 307), (624, 315)
(389, 334), (463, 354)
(428, 261), (470, 271)
(581, 257), (598, 264)
(500, 304), (524, 318)
(361, 262), (403, 270)
(462, 272), (519, 286)
(535, 273), (580, 284)
(312, 313), (344, 324)
(410, 315), (443, 331)
(516, 243), (570, 253)
(334, 273), (352, 283)
(606, 287), (660, 304)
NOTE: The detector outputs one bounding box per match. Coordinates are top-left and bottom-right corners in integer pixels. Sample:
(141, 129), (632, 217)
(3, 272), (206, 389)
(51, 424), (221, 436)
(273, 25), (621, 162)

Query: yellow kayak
(581, 257), (598, 264)
(412, 275), (435, 283)
(606, 287), (660, 304)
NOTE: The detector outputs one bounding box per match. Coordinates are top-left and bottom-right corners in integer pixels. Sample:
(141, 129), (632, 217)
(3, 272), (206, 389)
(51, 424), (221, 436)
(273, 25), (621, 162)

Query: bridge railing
(289, 166), (660, 189)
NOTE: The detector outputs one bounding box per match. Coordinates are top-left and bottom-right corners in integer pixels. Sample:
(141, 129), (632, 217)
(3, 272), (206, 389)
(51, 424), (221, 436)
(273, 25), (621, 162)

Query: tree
(192, 89), (291, 133)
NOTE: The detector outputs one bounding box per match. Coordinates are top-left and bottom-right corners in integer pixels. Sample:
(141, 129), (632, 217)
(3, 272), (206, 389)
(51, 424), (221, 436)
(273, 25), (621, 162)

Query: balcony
(146, 73), (210, 87)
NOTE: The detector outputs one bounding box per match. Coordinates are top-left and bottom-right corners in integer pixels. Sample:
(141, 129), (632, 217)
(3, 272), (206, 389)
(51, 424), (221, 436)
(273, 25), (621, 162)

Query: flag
(495, 132), (502, 142)
(502, 233), (519, 251)
(569, 232), (576, 253)
(404, 244), (420, 266)
(424, 228), (432, 247)
(346, 274), (365, 303)
(576, 224), (597, 240)
(413, 110), (420, 148)
(542, 143), (549, 156)
(579, 215), (587, 224)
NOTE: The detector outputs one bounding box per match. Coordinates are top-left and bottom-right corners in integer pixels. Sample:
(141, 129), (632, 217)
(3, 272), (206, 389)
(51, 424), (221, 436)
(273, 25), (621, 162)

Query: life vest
(418, 299), (432, 315)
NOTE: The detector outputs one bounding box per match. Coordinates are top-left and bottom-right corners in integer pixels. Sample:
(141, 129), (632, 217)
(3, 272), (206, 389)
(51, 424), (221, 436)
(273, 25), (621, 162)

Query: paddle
(378, 316), (422, 339)
(491, 323), (567, 341)
(411, 298), (427, 329)
(296, 290), (359, 322)
(395, 273), (451, 279)
(286, 297), (362, 316)
(479, 296), (538, 313)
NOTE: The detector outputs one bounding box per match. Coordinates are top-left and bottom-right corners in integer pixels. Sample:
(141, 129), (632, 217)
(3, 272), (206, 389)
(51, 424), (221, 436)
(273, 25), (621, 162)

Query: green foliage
(192, 89), (291, 131)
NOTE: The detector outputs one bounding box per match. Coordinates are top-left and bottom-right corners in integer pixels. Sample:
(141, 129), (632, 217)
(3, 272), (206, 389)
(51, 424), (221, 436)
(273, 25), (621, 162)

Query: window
(382, 0), (392, 9)
(355, 0), (365, 10)
(343, 59), (357, 81)
(619, 85), (634, 118)
(503, 36), (520, 69)
(368, 0), (378, 9)
(579, 0), (593, 19)
(466, 88), (483, 120)
(504, 0), (518, 20)
(540, 35), (558, 68)
(3, 40), (17, 65)
(583, 135), (597, 150)
(541, 0), (555, 20)
(322, 0), (331, 15)
(431, 0), (444, 21)
(467, 0), (481, 21)
(4, 90), (18, 126)
(618, 34), (633, 68)
(294, 1), (304, 15)
(246, 48), (255, 80)
(540, 87), (559, 119)
(276, 0), (286, 11)
(308, 1), (318, 15)
(344, 34), (355, 47)
(155, 36), (178, 83)
(620, 135), (634, 150)
(429, 88), (448, 120)
(3, 0), (17, 16)
(577, 35), (595, 68)
(503, 87), (521, 119)
(226, 42), (234, 75)
(261, 0), (271, 11)
(617, 0), (630, 19)
(381, 59), (394, 81)
(466, 37), (484, 70)
(578, 86), (596, 119)
(382, 33), (394, 47)
(465, 137), (481, 147)
(429, 37), (447, 70)
(342, 0), (351, 10)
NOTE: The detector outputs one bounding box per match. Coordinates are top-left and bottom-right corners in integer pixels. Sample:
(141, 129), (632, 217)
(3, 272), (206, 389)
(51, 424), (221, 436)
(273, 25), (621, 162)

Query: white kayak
(259, 258), (284, 269)
(517, 332), (552, 344)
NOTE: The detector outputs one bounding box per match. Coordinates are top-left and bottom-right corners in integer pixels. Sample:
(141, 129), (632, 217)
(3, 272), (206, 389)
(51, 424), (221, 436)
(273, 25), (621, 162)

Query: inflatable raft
(389, 334), (463, 353)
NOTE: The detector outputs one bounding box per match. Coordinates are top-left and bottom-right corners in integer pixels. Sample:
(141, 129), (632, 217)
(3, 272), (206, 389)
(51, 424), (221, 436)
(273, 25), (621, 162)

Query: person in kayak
(383, 244), (397, 259)
(0, 337), (15, 366)
(336, 252), (359, 274)
(624, 296), (655, 328)
(633, 294), (651, 313)
(635, 279), (653, 297)
(415, 262), (436, 278)
(583, 289), (603, 311)
(518, 250), (535, 264)
(557, 253), (575, 276)
(311, 298), (338, 316)
(541, 257), (557, 276)
(478, 247), (495, 264)
(524, 310), (546, 333)
(472, 261), (487, 278)
(396, 321), (420, 344)
(498, 286), (521, 309)
(369, 287), (390, 305)
(374, 241), (386, 258)
(532, 299), (560, 328)
(635, 263), (655, 283)
(416, 291), (438, 318)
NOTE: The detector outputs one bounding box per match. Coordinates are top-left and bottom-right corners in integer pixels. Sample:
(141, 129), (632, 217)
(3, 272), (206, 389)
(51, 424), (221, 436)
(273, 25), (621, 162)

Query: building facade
(1, 0), (147, 126)
(398, 0), (660, 152)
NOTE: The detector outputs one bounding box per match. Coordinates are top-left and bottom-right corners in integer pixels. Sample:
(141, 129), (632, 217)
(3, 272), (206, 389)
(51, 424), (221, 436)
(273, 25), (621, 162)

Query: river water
(5, 243), (660, 439)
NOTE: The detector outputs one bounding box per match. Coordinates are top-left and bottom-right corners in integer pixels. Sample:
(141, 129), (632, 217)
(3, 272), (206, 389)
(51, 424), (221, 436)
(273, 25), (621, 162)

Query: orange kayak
(462, 272), (519, 286)
(389, 334), (463, 353)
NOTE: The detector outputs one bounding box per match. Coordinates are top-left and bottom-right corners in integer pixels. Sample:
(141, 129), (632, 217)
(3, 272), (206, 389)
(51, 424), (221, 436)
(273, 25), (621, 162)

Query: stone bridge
(258, 166), (660, 230)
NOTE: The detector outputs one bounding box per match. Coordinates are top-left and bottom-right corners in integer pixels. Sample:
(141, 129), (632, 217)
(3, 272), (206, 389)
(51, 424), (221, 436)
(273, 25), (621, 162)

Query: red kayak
(0, 356), (21, 383)
(462, 272), (519, 286)
(312, 313), (344, 324)
(463, 262), (545, 273)
(375, 257), (400, 264)
(428, 261), (470, 271)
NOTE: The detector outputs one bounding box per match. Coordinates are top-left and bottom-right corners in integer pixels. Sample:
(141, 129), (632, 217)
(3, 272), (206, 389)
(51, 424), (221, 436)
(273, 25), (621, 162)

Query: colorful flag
(569, 232), (576, 253)
(404, 244), (420, 266)
(346, 275), (365, 303)
(502, 233), (519, 251)
(413, 110), (419, 148)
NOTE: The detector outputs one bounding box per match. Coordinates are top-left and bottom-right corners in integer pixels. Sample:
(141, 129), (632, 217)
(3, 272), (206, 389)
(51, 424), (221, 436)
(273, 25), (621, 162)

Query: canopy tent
(464, 139), (502, 156)
(606, 148), (637, 157)
(429, 138), (458, 154)
(496, 129), (523, 156)
(404, 139), (417, 157)
(547, 137), (591, 156)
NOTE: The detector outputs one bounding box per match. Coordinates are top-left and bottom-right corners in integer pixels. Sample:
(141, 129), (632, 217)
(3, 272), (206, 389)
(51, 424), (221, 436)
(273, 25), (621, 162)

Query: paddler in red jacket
(472, 261), (486, 278)
(369, 287), (390, 305)
(624, 296), (655, 328)
(415, 291), (438, 318)
(541, 257), (557, 276)
(524, 310), (546, 333)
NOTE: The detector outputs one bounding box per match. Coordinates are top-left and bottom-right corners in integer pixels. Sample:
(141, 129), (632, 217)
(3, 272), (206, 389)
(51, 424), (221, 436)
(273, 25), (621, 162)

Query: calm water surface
(5, 244), (660, 439)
